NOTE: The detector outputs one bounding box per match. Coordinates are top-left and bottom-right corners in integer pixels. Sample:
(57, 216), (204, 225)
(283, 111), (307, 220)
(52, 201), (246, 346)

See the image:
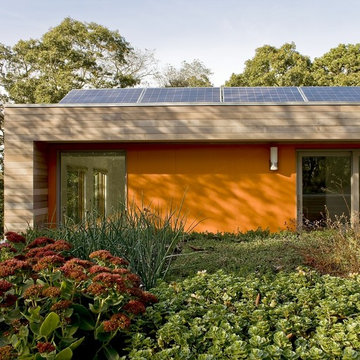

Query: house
(4, 86), (360, 234)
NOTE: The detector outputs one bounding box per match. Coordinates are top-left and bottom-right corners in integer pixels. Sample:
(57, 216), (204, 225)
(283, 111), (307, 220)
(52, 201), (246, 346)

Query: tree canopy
(225, 43), (313, 87)
(158, 59), (213, 87)
(0, 18), (143, 103)
(312, 44), (360, 86)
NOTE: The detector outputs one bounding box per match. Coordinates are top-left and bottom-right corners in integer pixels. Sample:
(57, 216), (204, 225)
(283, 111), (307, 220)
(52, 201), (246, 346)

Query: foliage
(167, 231), (301, 282)
(299, 217), (360, 276)
(0, 18), (139, 103)
(0, 232), (157, 359)
(312, 44), (360, 86)
(126, 269), (360, 359)
(157, 59), (213, 87)
(225, 43), (314, 87)
(0, 104), (3, 237)
(186, 228), (272, 242)
(26, 203), (190, 289)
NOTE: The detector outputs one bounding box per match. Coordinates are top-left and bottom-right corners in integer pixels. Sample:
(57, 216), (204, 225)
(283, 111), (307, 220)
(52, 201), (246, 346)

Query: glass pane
(66, 168), (86, 223)
(302, 155), (351, 222)
(61, 152), (125, 223)
(94, 169), (107, 218)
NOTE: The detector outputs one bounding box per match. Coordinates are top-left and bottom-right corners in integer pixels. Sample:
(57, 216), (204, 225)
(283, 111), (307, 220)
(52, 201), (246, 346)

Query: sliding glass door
(60, 151), (126, 223)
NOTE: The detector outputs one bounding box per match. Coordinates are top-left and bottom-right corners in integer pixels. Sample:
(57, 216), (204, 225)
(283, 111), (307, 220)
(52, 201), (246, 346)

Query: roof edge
(5, 101), (360, 108)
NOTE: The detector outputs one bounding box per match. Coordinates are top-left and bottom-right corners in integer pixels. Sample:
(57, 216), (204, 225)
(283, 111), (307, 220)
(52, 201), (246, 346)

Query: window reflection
(302, 155), (351, 222)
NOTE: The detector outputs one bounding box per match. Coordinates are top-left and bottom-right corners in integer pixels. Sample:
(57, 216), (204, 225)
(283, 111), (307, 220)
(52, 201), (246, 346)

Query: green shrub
(126, 269), (360, 359)
(0, 232), (157, 359)
(26, 203), (190, 289)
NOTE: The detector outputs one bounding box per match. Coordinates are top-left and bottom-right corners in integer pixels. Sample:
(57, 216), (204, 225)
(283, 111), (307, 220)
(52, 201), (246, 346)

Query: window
(297, 151), (360, 225)
(60, 151), (126, 223)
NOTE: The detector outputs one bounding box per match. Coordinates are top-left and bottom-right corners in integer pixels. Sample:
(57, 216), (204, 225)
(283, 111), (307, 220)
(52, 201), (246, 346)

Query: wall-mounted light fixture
(270, 146), (278, 171)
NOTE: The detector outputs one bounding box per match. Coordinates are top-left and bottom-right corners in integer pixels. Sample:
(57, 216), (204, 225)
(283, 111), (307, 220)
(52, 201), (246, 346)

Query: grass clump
(26, 203), (189, 289)
(166, 231), (302, 281)
(299, 220), (360, 277)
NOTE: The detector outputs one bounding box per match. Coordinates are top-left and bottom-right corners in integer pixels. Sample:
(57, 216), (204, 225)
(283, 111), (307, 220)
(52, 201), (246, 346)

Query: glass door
(60, 151), (126, 223)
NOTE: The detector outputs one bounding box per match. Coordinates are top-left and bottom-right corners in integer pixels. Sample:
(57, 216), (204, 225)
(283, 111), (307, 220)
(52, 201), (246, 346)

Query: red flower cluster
(23, 284), (44, 299)
(0, 345), (16, 360)
(0, 280), (12, 296)
(0, 259), (29, 277)
(26, 240), (71, 259)
(60, 262), (88, 282)
(89, 250), (113, 260)
(103, 313), (131, 332)
(108, 256), (129, 266)
(51, 300), (72, 312)
(123, 300), (146, 315)
(89, 265), (111, 274)
(87, 282), (108, 296)
(89, 250), (129, 267)
(4, 232), (26, 244)
(66, 258), (93, 268)
(126, 273), (141, 287)
(112, 268), (130, 275)
(42, 286), (61, 298)
(140, 291), (159, 305)
(36, 342), (55, 354)
(32, 255), (65, 271)
(26, 237), (55, 249)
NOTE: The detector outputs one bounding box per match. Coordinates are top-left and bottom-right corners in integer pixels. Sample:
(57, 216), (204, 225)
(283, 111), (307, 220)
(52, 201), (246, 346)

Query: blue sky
(1, 0), (360, 85)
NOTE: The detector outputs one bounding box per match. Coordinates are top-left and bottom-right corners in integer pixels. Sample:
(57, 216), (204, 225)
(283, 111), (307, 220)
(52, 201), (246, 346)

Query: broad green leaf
(104, 345), (120, 360)
(72, 304), (95, 330)
(39, 312), (60, 337)
(55, 347), (73, 360)
(69, 337), (85, 351)
(30, 322), (40, 335)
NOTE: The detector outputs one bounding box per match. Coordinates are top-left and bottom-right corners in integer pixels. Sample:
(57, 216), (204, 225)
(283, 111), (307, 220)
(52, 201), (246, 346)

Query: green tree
(312, 44), (360, 85)
(225, 42), (314, 87)
(0, 18), (140, 103)
(158, 59), (213, 87)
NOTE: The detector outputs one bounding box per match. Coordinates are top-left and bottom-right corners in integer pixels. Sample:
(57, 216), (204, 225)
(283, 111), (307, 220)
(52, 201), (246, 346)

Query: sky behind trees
(1, 0), (360, 85)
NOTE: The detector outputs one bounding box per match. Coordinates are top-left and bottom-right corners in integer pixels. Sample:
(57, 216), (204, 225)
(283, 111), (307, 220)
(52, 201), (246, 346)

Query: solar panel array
(60, 88), (143, 104)
(301, 87), (360, 102)
(223, 87), (304, 102)
(59, 87), (360, 104)
(141, 87), (220, 103)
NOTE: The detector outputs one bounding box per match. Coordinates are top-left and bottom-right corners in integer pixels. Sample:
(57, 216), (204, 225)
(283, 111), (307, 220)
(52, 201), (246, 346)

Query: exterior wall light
(270, 146), (278, 171)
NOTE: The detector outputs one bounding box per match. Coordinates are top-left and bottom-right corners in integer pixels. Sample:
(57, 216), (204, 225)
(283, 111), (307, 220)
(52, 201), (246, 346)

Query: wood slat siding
(4, 103), (360, 232)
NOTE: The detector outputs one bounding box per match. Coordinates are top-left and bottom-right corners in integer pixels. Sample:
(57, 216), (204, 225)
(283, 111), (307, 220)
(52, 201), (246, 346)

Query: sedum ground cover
(125, 269), (360, 359)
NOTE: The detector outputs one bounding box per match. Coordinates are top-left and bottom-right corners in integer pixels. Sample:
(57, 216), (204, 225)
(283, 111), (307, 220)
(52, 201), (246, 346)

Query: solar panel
(59, 87), (360, 104)
(223, 87), (304, 102)
(59, 88), (143, 104)
(301, 87), (360, 102)
(140, 87), (221, 103)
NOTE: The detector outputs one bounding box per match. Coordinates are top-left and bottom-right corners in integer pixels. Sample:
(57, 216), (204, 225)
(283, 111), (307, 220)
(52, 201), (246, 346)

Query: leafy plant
(0, 232), (157, 359)
(126, 269), (360, 359)
(26, 202), (191, 289)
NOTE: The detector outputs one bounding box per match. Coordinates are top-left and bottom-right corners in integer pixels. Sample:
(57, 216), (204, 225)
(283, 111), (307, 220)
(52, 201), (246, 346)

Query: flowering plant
(0, 232), (157, 359)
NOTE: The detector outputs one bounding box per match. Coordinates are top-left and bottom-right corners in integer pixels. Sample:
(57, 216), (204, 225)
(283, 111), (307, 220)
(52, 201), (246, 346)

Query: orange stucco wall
(48, 143), (297, 232)
(126, 144), (296, 232)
